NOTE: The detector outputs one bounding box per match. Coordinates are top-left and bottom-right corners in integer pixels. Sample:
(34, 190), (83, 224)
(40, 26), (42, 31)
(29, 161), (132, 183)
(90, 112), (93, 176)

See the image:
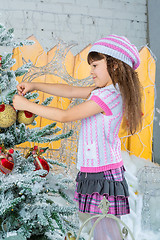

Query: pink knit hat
(89, 34), (140, 70)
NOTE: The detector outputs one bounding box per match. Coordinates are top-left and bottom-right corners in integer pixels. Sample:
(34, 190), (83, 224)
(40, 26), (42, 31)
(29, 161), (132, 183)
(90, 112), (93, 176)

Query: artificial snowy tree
(0, 24), (77, 240)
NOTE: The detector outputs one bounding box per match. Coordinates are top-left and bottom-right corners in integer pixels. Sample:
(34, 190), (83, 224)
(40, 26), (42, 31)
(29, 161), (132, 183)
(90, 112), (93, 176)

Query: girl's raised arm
(13, 95), (103, 123)
(34, 82), (95, 99)
(17, 82), (95, 99)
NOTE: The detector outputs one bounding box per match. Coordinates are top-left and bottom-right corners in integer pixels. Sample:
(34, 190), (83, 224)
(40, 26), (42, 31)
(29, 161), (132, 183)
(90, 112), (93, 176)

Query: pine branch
(15, 62), (33, 77)
(25, 92), (39, 100)
(46, 159), (67, 168)
(58, 189), (74, 204)
(42, 97), (54, 106)
(0, 196), (24, 216)
(51, 212), (66, 234)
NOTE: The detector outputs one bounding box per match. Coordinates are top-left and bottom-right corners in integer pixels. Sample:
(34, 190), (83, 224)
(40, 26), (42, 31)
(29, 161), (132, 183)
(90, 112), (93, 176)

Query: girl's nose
(90, 68), (93, 75)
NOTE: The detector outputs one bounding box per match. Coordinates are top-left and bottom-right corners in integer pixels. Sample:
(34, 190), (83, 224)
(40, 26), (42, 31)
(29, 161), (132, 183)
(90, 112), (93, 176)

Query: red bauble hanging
(25, 146), (50, 177)
(33, 156), (50, 177)
(0, 147), (14, 174)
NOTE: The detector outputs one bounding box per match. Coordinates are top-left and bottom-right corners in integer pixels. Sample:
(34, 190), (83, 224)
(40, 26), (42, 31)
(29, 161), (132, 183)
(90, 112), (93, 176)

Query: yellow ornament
(69, 237), (76, 240)
(0, 104), (16, 128)
(65, 232), (76, 240)
(17, 110), (35, 125)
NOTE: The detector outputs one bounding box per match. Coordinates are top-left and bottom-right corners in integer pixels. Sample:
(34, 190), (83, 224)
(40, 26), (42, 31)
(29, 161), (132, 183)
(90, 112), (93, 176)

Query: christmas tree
(0, 24), (77, 240)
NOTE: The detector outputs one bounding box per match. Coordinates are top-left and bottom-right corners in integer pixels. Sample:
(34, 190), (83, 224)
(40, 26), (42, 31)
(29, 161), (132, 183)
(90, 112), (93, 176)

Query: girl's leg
(91, 216), (123, 240)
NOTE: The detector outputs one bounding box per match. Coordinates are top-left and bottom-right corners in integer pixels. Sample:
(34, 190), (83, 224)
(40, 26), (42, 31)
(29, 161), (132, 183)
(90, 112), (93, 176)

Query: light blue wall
(148, 0), (160, 164)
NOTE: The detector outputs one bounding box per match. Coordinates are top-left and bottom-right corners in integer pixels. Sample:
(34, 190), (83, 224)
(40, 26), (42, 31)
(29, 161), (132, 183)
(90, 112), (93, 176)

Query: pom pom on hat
(88, 34), (140, 70)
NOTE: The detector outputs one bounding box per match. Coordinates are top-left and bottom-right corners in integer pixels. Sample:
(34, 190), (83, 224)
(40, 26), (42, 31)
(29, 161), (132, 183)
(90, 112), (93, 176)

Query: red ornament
(0, 104), (5, 112)
(0, 154), (14, 174)
(24, 111), (34, 118)
(33, 146), (38, 150)
(25, 146), (49, 177)
(8, 149), (14, 154)
(34, 156), (49, 177)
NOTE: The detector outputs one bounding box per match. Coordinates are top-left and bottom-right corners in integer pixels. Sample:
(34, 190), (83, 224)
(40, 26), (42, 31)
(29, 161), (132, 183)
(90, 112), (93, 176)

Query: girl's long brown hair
(88, 52), (142, 134)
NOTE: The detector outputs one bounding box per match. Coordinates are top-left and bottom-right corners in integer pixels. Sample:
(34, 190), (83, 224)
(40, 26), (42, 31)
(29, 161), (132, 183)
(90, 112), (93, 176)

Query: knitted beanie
(88, 34), (140, 70)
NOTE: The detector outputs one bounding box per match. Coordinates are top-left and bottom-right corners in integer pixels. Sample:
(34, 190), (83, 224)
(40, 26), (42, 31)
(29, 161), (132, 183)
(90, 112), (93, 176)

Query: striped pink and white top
(77, 84), (123, 173)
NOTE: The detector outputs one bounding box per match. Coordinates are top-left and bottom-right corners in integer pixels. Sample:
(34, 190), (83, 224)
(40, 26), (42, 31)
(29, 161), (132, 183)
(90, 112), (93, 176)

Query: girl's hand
(17, 82), (34, 96)
(13, 95), (30, 111)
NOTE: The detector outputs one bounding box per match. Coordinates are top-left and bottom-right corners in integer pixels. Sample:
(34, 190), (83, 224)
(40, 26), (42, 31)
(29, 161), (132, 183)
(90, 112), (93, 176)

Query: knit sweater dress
(74, 84), (130, 215)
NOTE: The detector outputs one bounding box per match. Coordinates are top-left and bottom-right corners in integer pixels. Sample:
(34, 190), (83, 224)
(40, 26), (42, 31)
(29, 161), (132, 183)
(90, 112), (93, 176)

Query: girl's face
(90, 58), (113, 88)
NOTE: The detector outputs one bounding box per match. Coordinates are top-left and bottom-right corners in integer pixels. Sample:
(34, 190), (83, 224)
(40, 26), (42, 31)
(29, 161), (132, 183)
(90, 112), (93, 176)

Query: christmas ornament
(0, 104), (16, 128)
(65, 232), (76, 240)
(25, 146), (49, 177)
(33, 156), (50, 175)
(0, 145), (14, 174)
(17, 110), (35, 125)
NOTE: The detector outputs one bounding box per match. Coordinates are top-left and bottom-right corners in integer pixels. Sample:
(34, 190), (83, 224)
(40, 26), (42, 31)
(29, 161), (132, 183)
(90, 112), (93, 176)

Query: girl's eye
(93, 65), (97, 67)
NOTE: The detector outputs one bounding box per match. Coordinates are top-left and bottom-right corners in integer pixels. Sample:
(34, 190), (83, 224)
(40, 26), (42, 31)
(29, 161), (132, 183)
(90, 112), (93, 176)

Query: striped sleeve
(90, 88), (120, 116)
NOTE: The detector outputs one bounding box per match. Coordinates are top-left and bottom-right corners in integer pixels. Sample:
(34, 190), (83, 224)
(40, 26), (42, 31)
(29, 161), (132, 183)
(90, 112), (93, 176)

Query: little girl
(13, 34), (142, 240)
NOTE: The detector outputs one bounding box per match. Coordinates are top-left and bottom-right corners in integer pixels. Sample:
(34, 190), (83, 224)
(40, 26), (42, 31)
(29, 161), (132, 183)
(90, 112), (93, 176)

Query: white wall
(0, 0), (147, 55)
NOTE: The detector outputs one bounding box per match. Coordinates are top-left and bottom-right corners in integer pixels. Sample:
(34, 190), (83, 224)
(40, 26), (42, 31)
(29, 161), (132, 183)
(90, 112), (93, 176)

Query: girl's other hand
(13, 95), (30, 111)
(17, 82), (34, 96)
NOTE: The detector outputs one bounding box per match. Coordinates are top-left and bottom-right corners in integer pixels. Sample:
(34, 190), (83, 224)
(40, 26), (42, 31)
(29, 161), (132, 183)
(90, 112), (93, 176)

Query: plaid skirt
(74, 166), (130, 216)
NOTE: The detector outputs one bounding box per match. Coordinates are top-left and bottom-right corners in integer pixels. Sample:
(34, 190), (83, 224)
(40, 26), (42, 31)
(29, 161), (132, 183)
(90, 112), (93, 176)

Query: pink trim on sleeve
(91, 95), (113, 116)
